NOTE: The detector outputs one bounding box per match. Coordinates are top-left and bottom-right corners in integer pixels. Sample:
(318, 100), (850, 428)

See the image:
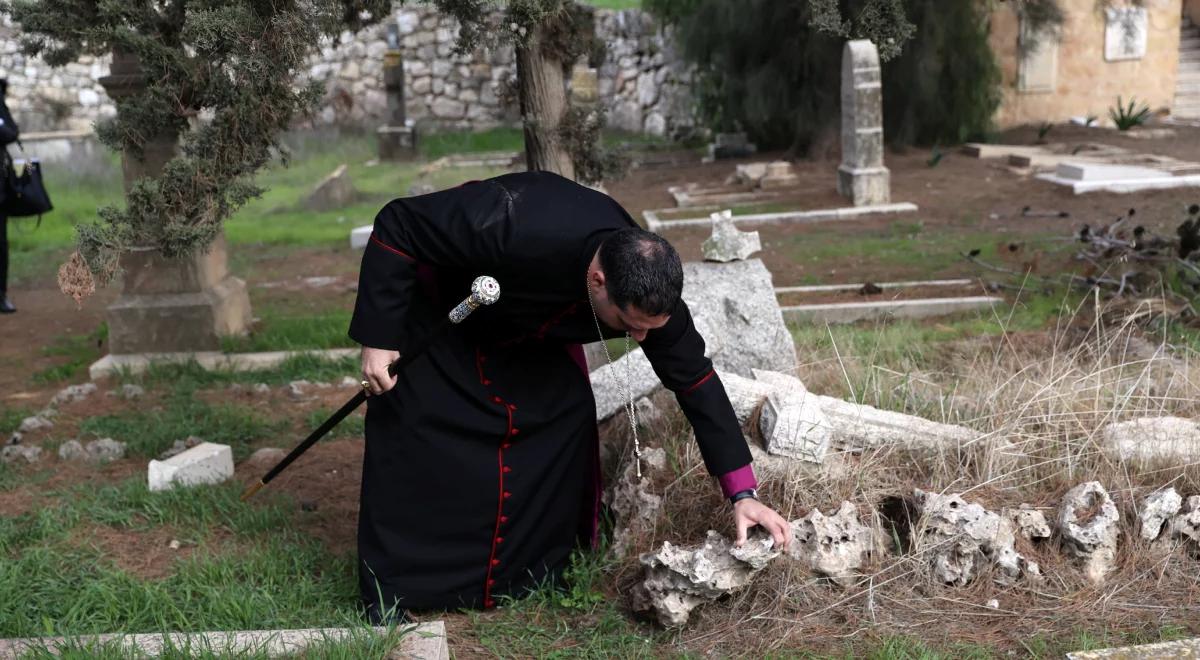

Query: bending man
(350, 171), (789, 621)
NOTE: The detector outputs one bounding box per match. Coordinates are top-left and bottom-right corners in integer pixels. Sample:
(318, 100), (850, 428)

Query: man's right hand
(361, 346), (401, 395)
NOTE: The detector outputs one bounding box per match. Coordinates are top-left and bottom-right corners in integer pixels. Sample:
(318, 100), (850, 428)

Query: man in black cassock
(350, 170), (790, 621)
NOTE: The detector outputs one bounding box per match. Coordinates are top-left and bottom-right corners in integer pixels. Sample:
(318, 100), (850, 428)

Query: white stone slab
(148, 442), (235, 492)
(1055, 162), (1165, 181)
(751, 370), (830, 463)
(351, 224), (373, 249)
(90, 348), (358, 380)
(1037, 171), (1200, 194)
(1104, 7), (1147, 62)
(1067, 636), (1200, 659)
(0, 623), (449, 659)
(644, 202), (918, 232)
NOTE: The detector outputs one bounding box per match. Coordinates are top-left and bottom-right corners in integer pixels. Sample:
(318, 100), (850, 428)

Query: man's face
(591, 286), (670, 342)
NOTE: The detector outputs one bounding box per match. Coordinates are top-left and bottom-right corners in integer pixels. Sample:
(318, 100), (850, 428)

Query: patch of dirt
(238, 437), (364, 556)
(74, 523), (201, 580)
(777, 282), (993, 306)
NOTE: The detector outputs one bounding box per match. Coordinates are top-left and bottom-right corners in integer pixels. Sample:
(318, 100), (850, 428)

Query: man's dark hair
(598, 228), (683, 316)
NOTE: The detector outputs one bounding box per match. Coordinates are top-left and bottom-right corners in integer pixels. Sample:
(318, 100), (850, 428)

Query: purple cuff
(717, 464), (758, 499)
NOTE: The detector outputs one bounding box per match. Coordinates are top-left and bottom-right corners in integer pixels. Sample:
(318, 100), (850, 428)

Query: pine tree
(2, 0), (391, 292)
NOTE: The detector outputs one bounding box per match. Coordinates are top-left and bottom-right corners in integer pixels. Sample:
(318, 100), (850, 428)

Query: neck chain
(586, 275), (642, 480)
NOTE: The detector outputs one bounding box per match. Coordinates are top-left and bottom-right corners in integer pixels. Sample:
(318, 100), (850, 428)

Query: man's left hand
(733, 498), (792, 552)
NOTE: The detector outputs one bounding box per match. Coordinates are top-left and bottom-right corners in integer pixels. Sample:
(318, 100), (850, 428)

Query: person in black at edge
(0, 78), (18, 314)
(349, 170), (792, 623)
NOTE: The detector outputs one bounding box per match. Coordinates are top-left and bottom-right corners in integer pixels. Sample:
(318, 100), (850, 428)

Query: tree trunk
(516, 25), (575, 179)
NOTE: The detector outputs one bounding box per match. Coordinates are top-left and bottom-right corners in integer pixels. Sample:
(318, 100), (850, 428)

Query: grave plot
(774, 279), (1002, 325)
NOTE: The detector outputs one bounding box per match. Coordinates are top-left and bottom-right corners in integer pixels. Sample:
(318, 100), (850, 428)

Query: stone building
(989, 0), (1200, 124)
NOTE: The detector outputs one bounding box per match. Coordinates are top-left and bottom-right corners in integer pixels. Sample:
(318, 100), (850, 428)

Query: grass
(222, 309), (356, 353)
(79, 396), (283, 460)
(31, 323), (108, 385)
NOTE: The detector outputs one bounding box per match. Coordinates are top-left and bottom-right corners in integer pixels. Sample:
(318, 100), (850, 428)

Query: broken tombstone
(592, 260), (796, 421)
(788, 501), (874, 588)
(751, 370), (830, 463)
(148, 442), (235, 492)
(758, 161), (799, 190)
(1102, 416), (1200, 463)
(1057, 481), (1121, 584)
(304, 164), (357, 212)
(701, 210), (762, 263)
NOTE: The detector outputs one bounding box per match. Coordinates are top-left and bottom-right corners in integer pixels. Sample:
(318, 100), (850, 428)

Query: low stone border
(781, 296), (1002, 324)
(0, 623), (448, 659)
(644, 202), (919, 232)
(88, 348), (359, 380)
(1065, 637), (1200, 659)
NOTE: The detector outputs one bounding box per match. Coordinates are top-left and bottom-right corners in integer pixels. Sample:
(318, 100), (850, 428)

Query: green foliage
(4, 0), (391, 283)
(1110, 95), (1152, 131)
(646, 0), (1001, 151)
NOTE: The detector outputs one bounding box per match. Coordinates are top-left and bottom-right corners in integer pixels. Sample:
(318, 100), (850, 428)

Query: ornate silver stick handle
(449, 275), (501, 323)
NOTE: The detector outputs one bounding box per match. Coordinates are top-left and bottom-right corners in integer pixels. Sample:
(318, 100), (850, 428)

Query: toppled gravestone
(304, 164), (357, 212)
(632, 530), (777, 627)
(1139, 487), (1182, 542)
(750, 370), (830, 463)
(913, 489), (1040, 586)
(592, 260), (796, 420)
(606, 446), (668, 558)
(701, 210), (762, 263)
(1058, 482), (1120, 584)
(788, 501), (874, 587)
(1101, 416), (1200, 463)
(148, 442), (235, 492)
(716, 370), (977, 459)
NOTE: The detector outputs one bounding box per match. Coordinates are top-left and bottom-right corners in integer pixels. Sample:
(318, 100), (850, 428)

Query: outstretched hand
(361, 346), (400, 395)
(733, 498), (792, 552)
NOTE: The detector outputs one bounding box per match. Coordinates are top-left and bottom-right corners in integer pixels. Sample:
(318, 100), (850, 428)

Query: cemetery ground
(3, 122), (1200, 657)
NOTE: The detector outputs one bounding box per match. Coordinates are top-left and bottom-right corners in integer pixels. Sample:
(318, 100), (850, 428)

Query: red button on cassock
(502, 466), (512, 473)
(500, 516), (509, 523)
(501, 443), (512, 449)
(492, 558), (500, 566)
(507, 404), (517, 411)
(496, 537), (504, 544)
(488, 579), (495, 586)
(485, 599), (495, 607)
(492, 396), (502, 404)
(503, 491), (512, 499)
(511, 428), (520, 436)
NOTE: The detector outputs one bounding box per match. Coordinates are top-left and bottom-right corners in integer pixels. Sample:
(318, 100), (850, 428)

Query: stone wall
(989, 0), (1183, 127)
(0, 5), (695, 138)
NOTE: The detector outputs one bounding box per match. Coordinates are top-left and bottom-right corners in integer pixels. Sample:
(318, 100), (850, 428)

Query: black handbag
(3, 158), (52, 218)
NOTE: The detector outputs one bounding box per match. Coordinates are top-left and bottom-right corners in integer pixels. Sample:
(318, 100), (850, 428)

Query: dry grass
(601, 297), (1200, 655)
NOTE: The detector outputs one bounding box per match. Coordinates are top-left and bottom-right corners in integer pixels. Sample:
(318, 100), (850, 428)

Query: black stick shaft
(241, 316), (453, 500)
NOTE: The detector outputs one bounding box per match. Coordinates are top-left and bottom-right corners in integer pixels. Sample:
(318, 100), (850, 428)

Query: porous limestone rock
(788, 501), (873, 587)
(914, 489), (1039, 586)
(1057, 482), (1121, 583)
(1004, 505), (1052, 541)
(701, 210), (762, 263)
(51, 383), (97, 406)
(1, 445), (42, 464)
(1139, 487), (1182, 542)
(17, 416), (53, 434)
(1166, 495), (1200, 551)
(607, 446), (667, 558)
(59, 438), (126, 463)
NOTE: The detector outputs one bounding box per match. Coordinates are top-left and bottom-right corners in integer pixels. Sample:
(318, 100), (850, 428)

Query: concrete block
(148, 442), (234, 492)
(1055, 162), (1165, 181)
(1067, 638), (1200, 659)
(350, 224), (373, 249)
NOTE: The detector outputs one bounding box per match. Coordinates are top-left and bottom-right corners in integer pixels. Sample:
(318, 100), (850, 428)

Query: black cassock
(349, 171), (755, 613)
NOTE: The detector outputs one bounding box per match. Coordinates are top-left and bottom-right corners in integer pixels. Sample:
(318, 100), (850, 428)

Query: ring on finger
(361, 379), (372, 395)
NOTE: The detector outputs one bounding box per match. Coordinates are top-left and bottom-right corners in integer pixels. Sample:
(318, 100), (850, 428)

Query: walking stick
(240, 275), (501, 501)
